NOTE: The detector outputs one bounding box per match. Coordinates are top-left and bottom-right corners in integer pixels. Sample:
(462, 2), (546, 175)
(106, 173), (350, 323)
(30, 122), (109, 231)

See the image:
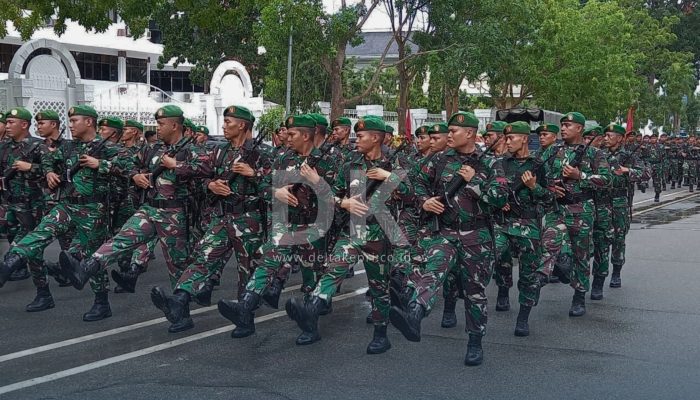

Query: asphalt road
(1, 186), (699, 400)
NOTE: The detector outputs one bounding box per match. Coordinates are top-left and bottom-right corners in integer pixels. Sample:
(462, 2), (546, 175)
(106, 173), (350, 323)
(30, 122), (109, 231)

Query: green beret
(309, 113), (329, 128)
(560, 112), (586, 126)
(385, 125), (395, 135)
(504, 121), (531, 135)
(415, 125), (430, 136)
(6, 107), (33, 122)
(583, 126), (603, 137)
(429, 123), (449, 134)
(155, 105), (184, 120)
(447, 111), (479, 128)
(354, 117), (386, 133)
(331, 117), (351, 128)
(35, 110), (60, 122)
(223, 105), (255, 123)
(196, 125), (209, 136)
(124, 119), (144, 131)
(183, 118), (196, 131)
(485, 121), (507, 134)
(535, 123), (560, 135)
(68, 105), (98, 119)
(285, 114), (316, 129)
(603, 123), (625, 135)
(98, 117), (124, 130)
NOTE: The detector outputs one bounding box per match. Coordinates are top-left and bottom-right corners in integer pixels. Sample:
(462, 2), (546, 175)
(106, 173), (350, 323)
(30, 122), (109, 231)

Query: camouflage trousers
(407, 228), (495, 336)
(562, 202), (594, 292)
(670, 160), (682, 183)
(492, 226), (514, 289)
(313, 236), (391, 325)
(650, 162), (664, 193)
(111, 196), (154, 271)
(246, 223), (325, 296)
(0, 200), (44, 247)
(502, 230), (544, 307)
(592, 202), (613, 277)
(541, 209), (569, 277)
(93, 205), (189, 289)
(12, 202), (108, 290)
(176, 211), (264, 298)
(683, 160), (698, 185)
(595, 200), (631, 276)
(389, 207), (420, 287)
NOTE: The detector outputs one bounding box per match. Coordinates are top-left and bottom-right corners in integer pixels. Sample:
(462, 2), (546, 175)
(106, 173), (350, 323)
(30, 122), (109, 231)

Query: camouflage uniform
(681, 139), (698, 191)
(647, 141), (666, 196)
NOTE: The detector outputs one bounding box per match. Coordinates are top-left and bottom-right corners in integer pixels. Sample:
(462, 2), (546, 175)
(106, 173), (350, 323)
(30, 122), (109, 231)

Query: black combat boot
(262, 277), (284, 309)
(59, 252), (101, 290)
(690, 184), (694, 193)
(193, 280), (214, 307)
(366, 325), (391, 354)
(345, 265), (355, 278)
(495, 286), (510, 311)
(662, 182), (667, 191)
(45, 261), (71, 287)
(83, 291), (112, 321)
(285, 296), (324, 345)
(25, 286), (55, 312)
(671, 182), (676, 189)
(111, 263), (143, 294)
(157, 290), (194, 333)
(366, 310), (374, 324)
(389, 301), (425, 342)
(568, 291), (586, 317)
(553, 253), (573, 284)
(441, 298), (457, 328)
(590, 276), (605, 300)
(218, 291), (261, 338)
(9, 264), (30, 281)
(654, 192), (660, 202)
(318, 298), (333, 316)
(610, 264), (622, 288)
(464, 333), (484, 366)
(0, 253), (26, 288)
(514, 305), (531, 337)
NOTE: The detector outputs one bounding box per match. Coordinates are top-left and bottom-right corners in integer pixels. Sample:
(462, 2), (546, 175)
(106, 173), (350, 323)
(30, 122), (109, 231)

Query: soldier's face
(69, 116), (90, 138)
(36, 120), (57, 138)
(223, 116), (245, 141)
(416, 134), (430, 153)
(429, 134), (448, 153)
(287, 127), (312, 152)
(195, 132), (207, 144)
(560, 122), (583, 142)
(121, 127), (137, 142)
(156, 118), (179, 143)
(539, 132), (556, 148)
(505, 134), (527, 154)
(447, 126), (472, 148)
(99, 126), (117, 141)
(5, 118), (28, 139)
(332, 126), (348, 142)
(604, 132), (623, 148)
(355, 131), (381, 154)
(483, 132), (499, 146)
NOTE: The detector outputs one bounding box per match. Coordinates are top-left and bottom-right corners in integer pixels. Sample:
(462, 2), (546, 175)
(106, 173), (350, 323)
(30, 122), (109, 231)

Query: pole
(285, 26), (293, 115)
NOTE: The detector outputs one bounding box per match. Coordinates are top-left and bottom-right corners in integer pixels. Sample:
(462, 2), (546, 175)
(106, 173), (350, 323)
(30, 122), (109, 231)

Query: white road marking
(0, 269), (366, 364)
(0, 287), (368, 396)
(632, 189), (688, 206)
(632, 193), (699, 216)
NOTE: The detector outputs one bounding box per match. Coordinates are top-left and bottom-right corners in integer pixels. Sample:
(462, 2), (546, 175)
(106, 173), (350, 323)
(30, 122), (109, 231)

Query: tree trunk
(444, 84), (460, 116)
(329, 48), (347, 120)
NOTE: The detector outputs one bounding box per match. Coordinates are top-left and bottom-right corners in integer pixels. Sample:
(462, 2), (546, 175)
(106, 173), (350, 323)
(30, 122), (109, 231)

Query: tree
(256, 105), (286, 139)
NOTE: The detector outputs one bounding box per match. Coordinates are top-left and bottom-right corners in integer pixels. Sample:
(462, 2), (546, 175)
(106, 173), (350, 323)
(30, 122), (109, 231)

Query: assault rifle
(67, 131), (122, 182)
(139, 135), (195, 204)
(1, 140), (42, 190)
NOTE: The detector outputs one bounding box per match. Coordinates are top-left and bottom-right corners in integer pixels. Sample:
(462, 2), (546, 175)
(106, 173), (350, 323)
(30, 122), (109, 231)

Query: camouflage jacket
(0, 136), (45, 203)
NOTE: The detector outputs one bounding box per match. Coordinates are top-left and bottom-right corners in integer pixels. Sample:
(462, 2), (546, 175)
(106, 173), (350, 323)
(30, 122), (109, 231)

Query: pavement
(1, 185), (700, 400)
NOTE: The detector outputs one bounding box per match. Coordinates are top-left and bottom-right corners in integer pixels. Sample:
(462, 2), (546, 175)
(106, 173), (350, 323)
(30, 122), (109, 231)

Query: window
(0, 43), (20, 73)
(71, 51), (118, 81)
(126, 57), (147, 83)
(150, 70), (203, 92)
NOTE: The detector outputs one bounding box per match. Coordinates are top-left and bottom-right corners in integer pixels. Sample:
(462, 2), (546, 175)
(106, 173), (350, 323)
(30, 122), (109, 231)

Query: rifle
(615, 141), (644, 221)
(1, 140), (42, 190)
(211, 133), (266, 216)
(138, 136), (194, 204)
(552, 138), (595, 204)
(289, 137), (336, 196)
(67, 132), (122, 182)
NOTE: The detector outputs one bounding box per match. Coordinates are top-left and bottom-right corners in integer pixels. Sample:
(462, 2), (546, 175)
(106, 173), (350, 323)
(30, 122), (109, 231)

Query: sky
(323, 0), (400, 31)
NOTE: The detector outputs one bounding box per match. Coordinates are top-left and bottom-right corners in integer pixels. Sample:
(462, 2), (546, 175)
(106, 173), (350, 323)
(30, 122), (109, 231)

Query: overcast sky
(322, 0), (426, 31)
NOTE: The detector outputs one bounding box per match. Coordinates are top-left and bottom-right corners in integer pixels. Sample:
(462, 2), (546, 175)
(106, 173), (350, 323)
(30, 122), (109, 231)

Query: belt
(65, 194), (107, 205)
(4, 194), (30, 205)
(455, 218), (490, 231)
(147, 199), (185, 209)
(557, 192), (593, 205)
(288, 214), (313, 225)
(221, 200), (259, 214)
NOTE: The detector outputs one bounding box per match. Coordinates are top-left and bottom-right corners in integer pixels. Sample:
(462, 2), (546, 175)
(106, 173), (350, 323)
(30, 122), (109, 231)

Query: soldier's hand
(12, 160), (32, 172)
(423, 196), (445, 214)
(549, 185), (566, 198)
(521, 170), (536, 189)
(458, 165), (476, 182)
(133, 173), (151, 189)
(341, 196), (369, 217)
(46, 172), (61, 189)
(79, 155), (99, 169)
(502, 203), (511, 212)
(161, 154), (177, 170)
(366, 167), (391, 181)
(232, 162), (255, 177)
(614, 166), (629, 175)
(208, 179), (232, 196)
(274, 186), (298, 207)
(562, 165), (582, 180)
(300, 163), (321, 185)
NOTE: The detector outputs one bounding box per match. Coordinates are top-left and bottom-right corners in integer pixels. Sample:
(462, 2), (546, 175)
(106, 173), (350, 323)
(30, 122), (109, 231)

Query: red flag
(626, 106), (635, 133)
(405, 109), (412, 142)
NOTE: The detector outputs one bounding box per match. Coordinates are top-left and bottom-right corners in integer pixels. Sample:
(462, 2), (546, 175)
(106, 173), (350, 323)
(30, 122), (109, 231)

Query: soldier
(596, 124), (646, 293)
(217, 114), (335, 339)
(330, 117), (355, 161)
(0, 105), (117, 316)
(390, 111), (507, 366)
(681, 135), (698, 192)
(541, 112), (611, 317)
(145, 130), (158, 145)
(150, 105), (269, 333)
(669, 136), (682, 188)
(414, 125), (432, 158)
(272, 123), (290, 157)
(500, 121), (554, 336)
(284, 116), (410, 353)
(58, 105), (209, 324)
(647, 133), (665, 202)
(194, 125), (209, 145)
(0, 107), (45, 282)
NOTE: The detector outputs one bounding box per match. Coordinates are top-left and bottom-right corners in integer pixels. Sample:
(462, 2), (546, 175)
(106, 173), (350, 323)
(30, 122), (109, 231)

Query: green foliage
(256, 105), (285, 139)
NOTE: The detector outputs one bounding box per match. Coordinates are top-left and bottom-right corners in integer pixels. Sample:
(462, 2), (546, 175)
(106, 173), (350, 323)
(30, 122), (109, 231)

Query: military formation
(1, 102), (686, 367)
